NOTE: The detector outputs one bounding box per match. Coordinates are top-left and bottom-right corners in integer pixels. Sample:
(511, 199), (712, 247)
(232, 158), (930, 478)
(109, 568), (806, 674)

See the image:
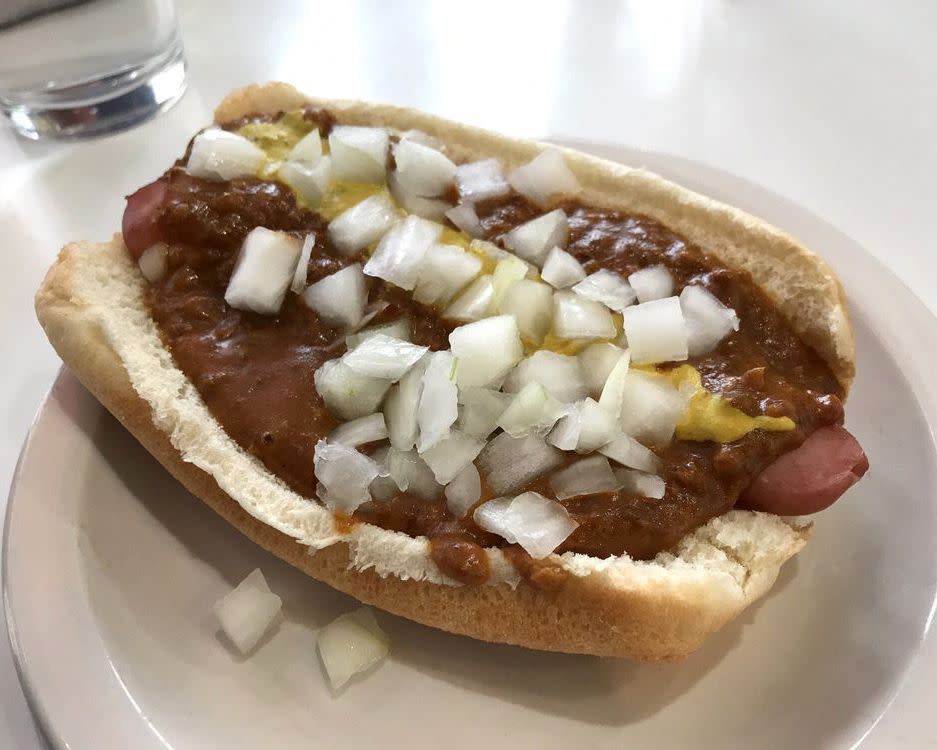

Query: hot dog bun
(35, 82), (855, 661)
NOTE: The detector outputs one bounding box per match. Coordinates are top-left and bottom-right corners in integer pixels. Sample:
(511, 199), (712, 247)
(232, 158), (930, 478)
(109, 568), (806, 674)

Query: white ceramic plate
(5, 147), (936, 749)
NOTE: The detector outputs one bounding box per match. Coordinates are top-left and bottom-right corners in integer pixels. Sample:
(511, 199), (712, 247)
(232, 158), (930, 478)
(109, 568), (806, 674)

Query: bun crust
(33, 81), (848, 661)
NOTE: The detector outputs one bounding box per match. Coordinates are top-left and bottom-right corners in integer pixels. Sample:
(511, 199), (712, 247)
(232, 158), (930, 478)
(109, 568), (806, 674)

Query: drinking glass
(0, 0), (187, 140)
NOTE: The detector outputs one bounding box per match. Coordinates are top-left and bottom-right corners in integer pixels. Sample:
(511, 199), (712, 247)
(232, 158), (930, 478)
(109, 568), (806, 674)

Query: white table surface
(1, 1), (935, 747)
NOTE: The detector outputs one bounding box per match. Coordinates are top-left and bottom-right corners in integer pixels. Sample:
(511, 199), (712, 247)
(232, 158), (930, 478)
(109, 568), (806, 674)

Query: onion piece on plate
(187, 129), (266, 181)
(417, 350), (459, 452)
(301, 263), (368, 329)
(549, 455), (622, 500)
(629, 265), (674, 303)
(499, 279), (554, 344)
(614, 467), (666, 499)
(341, 333), (428, 380)
(383, 354), (428, 450)
(618, 371), (693, 445)
(278, 157), (332, 207)
(502, 351), (587, 403)
(287, 129), (323, 164)
(138, 243), (168, 283)
(478, 433), (564, 495)
(456, 158), (511, 202)
(420, 430), (485, 484)
(621, 296), (689, 364)
(317, 607), (389, 691)
(345, 318), (411, 350)
(449, 315), (524, 388)
(457, 387), (512, 438)
(503, 209), (568, 267)
(445, 203), (484, 238)
(315, 359), (392, 420)
(489, 255), (531, 314)
(600, 433), (662, 473)
(445, 462), (482, 518)
(364, 215), (443, 290)
(328, 193), (398, 256)
(497, 381), (568, 437)
(413, 243), (483, 306)
(328, 413), (388, 447)
(225, 227), (302, 315)
(393, 139), (457, 197)
(388, 171), (450, 222)
(577, 342), (627, 396)
(680, 284), (740, 356)
(328, 126), (389, 183)
(551, 290), (617, 340)
(290, 233), (316, 294)
(473, 492), (578, 559)
(540, 246), (586, 289)
(572, 269), (636, 312)
(576, 398), (621, 452)
(314, 440), (384, 512)
(443, 275), (494, 322)
(213, 568), (282, 655)
(507, 149), (581, 208)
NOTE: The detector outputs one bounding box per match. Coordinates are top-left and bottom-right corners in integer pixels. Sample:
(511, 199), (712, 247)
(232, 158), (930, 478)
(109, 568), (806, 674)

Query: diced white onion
(301, 263), (368, 329)
(497, 382), (567, 437)
(225, 227), (302, 315)
(618, 371), (692, 445)
(597, 349), (631, 415)
(457, 387), (512, 438)
(478, 433), (564, 495)
(449, 315), (523, 388)
(314, 440), (383, 512)
(572, 269), (636, 312)
(213, 569), (282, 655)
(445, 463), (481, 517)
(413, 243), (483, 306)
(393, 139), (456, 197)
(576, 398), (620, 452)
(456, 158), (511, 202)
(502, 351), (587, 403)
(417, 350), (459, 452)
(290, 233), (316, 293)
(621, 297), (689, 364)
(388, 171), (450, 222)
(345, 318), (411, 350)
(329, 126), (389, 183)
(383, 355), (428, 450)
(287, 129), (323, 164)
(278, 157), (331, 207)
(420, 430), (485, 484)
(549, 455), (621, 500)
(329, 413), (388, 447)
(470, 239), (511, 264)
(387, 448), (443, 500)
(498, 279), (554, 344)
(503, 209), (568, 267)
(507, 149), (581, 208)
(341, 333), (428, 380)
(629, 265), (673, 303)
(473, 492), (578, 559)
(187, 129), (266, 181)
(400, 129), (442, 149)
(489, 255), (530, 314)
(328, 194), (398, 256)
(443, 275), (494, 322)
(315, 359), (392, 420)
(364, 215), (442, 290)
(540, 246), (586, 289)
(445, 203), (484, 238)
(548, 402), (581, 450)
(577, 343), (627, 397)
(138, 243), (167, 283)
(551, 291), (617, 340)
(317, 607), (389, 691)
(602, 436), (662, 474)
(614, 467), (666, 499)
(680, 285), (740, 356)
